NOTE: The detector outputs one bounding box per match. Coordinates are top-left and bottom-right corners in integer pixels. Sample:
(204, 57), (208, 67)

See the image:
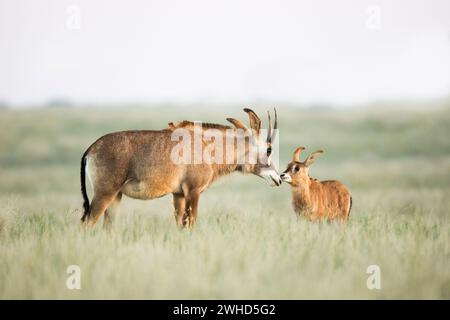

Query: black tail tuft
(348, 196), (353, 217)
(80, 152), (90, 220)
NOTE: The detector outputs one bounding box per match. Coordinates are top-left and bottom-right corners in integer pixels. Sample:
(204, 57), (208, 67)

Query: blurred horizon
(1, 96), (449, 111)
(1, 0), (449, 108)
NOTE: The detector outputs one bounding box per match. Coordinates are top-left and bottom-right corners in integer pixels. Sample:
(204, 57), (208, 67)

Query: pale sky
(0, 0), (449, 107)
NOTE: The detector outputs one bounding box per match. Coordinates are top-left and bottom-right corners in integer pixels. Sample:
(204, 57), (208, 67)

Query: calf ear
(226, 118), (249, 131)
(304, 150), (324, 167)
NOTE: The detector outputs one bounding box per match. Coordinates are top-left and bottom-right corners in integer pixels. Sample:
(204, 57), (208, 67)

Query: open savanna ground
(0, 102), (449, 299)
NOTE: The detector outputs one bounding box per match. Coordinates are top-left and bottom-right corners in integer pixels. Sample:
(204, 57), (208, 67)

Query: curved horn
(293, 147), (305, 162)
(243, 108), (261, 135)
(273, 108), (278, 130)
(271, 108), (278, 142)
(266, 110), (272, 143)
(272, 108), (278, 141)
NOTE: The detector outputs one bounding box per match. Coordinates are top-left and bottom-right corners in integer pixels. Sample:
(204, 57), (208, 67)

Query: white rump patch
(85, 157), (94, 190)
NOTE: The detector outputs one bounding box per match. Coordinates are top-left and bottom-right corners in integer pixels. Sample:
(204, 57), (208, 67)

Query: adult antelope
(80, 108), (280, 228)
(280, 147), (352, 223)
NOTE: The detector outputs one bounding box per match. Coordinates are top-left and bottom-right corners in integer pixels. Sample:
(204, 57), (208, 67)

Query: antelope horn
(293, 146), (305, 162)
(271, 107), (278, 142)
(266, 110), (272, 143)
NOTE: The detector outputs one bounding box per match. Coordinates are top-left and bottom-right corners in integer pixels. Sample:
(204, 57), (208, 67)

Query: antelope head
(227, 108), (282, 186)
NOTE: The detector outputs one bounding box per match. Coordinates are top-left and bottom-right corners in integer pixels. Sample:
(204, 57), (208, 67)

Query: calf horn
(293, 146), (305, 162)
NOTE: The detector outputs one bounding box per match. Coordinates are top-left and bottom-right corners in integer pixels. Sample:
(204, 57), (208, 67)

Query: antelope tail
(80, 151), (90, 220)
(348, 196), (353, 217)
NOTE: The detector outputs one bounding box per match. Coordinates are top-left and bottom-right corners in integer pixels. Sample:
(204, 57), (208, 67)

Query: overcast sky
(0, 0), (449, 107)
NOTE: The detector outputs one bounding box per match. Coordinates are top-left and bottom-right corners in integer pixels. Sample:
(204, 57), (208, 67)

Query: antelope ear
(292, 147), (305, 162)
(304, 150), (324, 167)
(226, 118), (249, 131)
(243, 108), (261, 135)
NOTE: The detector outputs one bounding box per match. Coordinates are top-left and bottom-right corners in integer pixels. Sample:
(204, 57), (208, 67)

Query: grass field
(0, 102), (449, 299)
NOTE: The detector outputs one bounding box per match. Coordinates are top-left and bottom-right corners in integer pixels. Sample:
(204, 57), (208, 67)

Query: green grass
(0, 103), (449, 299)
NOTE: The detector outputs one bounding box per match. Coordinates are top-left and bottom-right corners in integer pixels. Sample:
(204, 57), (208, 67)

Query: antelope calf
(280, 147), (352, 223)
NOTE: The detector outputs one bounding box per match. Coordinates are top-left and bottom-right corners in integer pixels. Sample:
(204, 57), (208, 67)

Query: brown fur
(80, 109), (280, 229)
(281, 147), (352, 223)
(168, 120), (231, 130)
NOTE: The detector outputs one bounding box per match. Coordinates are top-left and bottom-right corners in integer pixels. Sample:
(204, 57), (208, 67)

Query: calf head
(280, 147), (323, 187)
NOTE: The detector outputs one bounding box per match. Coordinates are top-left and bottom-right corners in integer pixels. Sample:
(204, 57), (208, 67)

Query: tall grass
(0, 103), (449, 299)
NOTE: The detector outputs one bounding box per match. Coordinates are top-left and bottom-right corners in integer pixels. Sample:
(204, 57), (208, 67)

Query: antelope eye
(266, 146), (272, 156)
(293, 166), (299, 172)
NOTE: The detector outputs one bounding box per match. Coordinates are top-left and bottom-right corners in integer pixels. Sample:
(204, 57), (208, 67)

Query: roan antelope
(280, 147), (352, 223)
(80, 108), (281, 228)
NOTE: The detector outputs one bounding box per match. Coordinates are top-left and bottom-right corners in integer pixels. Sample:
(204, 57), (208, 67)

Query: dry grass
(0, 103), (449, 299)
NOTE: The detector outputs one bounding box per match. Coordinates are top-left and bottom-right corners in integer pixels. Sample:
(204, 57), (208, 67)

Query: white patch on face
(259, 168), (281, 186)
(281, 172), (292, 183)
